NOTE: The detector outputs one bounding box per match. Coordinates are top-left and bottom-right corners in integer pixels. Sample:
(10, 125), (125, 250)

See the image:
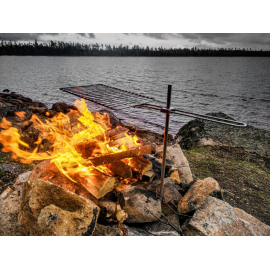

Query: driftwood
(88, 144), (151, 166)
(106, 161), (132, 179)
(74, 169), (119, 199)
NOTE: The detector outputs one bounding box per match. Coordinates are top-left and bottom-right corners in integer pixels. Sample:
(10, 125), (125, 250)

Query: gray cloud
(77, 33), (95, 38)
(179, 33), (270, 48)
(0, 33), (42, 41)
(0, 33), (95, 42)
(143, 33), (176, 40)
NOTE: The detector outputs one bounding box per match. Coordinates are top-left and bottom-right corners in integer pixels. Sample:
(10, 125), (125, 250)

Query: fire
(0, 99), (140, 183)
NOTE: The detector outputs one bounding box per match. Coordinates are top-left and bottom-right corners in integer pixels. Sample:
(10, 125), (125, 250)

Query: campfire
(0, 99), (153, 199)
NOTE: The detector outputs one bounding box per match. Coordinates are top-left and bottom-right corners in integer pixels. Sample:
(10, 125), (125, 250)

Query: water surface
(1, 56), (269, 135)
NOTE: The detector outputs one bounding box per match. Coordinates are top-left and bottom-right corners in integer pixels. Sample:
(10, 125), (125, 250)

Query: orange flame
(15, 111), (26, 119)
(0, 99), (140, 183)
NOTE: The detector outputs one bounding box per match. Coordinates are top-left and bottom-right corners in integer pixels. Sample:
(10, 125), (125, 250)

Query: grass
(183, 145), (270, 225)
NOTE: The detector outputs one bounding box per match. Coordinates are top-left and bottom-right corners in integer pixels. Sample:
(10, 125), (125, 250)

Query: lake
(0, 56), (269, 135)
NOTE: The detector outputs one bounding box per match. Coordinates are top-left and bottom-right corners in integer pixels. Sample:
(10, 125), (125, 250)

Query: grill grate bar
(60, 84), (154, 111)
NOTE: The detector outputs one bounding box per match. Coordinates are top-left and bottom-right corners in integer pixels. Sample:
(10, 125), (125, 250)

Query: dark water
(1, 56), (269, 135)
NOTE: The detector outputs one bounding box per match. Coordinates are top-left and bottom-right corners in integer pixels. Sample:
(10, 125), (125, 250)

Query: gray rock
(142, 214), (181, 236)
(119, 186), (161, 223)
(183, 197), (270, 236)
(144, 177), (182, 205)
(175, 112), (270, 160)
(13, 171), (32, 194)
(0, 190), (21, 236)
(92, 224), (123, 236)
(18, 177), (100, 236)
(123, 225), (151, 236)
(177, 178), (218, 214)
(155, 144), (194, 187)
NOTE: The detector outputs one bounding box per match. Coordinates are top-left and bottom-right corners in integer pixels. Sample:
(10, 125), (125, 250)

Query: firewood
(128, 156), (153, 175)
(105, 126), (129, 140)
(75, 140), (109, 159)
(88, 144), (151, 166)
(28, 160), (99, 205)
(74, 169), (119, 199)
(142, 171), (155, 182)
(108, 137), (137, 149)
(115, 178), (138, 192)
(98, 198), (128, 223)
(106, 161), (132, 179)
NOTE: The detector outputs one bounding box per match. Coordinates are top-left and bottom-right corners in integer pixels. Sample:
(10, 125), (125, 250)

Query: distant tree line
(1, 40), (270, 57)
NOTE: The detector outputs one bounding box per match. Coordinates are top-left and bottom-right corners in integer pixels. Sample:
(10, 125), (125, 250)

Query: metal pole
(159, 85), (172, 204)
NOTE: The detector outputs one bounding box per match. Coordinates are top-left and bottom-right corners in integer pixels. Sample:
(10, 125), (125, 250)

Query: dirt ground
(183, 145), (270, 225)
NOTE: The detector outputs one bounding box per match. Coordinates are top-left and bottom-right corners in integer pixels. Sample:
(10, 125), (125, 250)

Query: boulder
(144, 177), (182, 205)
(142, 214), (181, 236)
(177, 178), (218, 214)
(174, 112), (270, 159)
(0, 190), (21, 236)
(155, 144), (193, 187)
(13, 171), (32, 194)
(122, 225), (151, 236)
(92, 224), (123, 236)
(3, 89), (10, 93)
(92, 223), (151, 236)
(118, 186), (161, 223)
(18, 177), (100, 236)
(183, 197), (270, 236)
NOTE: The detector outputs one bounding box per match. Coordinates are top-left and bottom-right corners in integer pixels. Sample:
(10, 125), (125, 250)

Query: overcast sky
(1, 33), (270, 50)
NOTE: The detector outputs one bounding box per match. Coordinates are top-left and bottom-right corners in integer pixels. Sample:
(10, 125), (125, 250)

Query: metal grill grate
(60, 84), (155, 111)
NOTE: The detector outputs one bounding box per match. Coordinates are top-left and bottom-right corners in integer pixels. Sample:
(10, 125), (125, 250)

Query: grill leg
(160, 85), (172, 204)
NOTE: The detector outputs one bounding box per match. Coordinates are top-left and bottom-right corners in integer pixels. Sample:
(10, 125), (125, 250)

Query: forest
(1, 40), (270, 56)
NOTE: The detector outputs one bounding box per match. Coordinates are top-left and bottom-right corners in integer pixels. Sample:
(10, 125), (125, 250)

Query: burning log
(106, 161), (132, 179)
(108, 137), (135, 149)
(75, 140), (109, 159)
(88, 144), (151, 166)
(105, 126), (129, 140)
(74, 169), (119, 199)
(128, 156), (153, 175)
(28, 160), (99, 204)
